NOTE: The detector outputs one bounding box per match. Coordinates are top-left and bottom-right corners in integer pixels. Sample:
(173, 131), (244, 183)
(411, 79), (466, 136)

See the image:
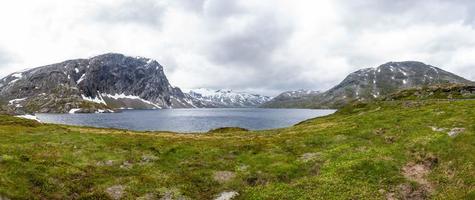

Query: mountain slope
(260, 89), (320, 108)
(185, 88), (271, 108)
(263, 61), (474, 108)
(0, 53), (194, 114)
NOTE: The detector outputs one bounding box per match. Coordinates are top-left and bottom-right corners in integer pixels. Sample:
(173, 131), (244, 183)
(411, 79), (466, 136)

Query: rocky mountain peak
(0, 53), (194, 114)
(263, 61), (473, 109)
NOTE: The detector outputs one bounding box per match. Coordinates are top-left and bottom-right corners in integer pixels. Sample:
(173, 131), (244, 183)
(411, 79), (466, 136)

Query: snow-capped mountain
(0, 53), (195, 114)
(263, 61), (473, 109)
(274, 90), (320, 98)
(316, 61), (473, 106)
(184, 88), (271, 108)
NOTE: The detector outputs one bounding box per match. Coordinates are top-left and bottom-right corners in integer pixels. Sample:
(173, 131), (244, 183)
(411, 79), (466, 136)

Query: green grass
(0, 99), (474, 199)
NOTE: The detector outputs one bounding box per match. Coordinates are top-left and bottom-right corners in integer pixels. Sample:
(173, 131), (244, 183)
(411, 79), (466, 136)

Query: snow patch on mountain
(185, 88), (271, 108)
(278, 89), (320, 98)
(81, 94), (106, 105)
(101, 93), (162, 109)
(77, 73), (86, 84)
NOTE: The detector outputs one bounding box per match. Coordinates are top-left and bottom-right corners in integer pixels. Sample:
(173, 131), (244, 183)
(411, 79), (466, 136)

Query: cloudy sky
(0, 0), (474, 95)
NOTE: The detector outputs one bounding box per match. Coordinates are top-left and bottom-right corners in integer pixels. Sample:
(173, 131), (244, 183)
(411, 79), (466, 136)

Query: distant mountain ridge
(263, 61), (474, 108)
(260, 89), (320, 108)
(184, 88), (271, 108)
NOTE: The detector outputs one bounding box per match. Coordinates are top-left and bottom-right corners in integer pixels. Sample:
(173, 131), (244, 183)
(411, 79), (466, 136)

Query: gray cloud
(206, 15), (292, 67)
(94, 0), (165, 27)
(340, 1), (469, 27)
(0, 49), (12, 70)
(203, 0), (243, 17)
(172, 0), (206, 13)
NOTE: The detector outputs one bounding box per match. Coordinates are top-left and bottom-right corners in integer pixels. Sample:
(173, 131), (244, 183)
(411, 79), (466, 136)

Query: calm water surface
(36, 108), (336, 132)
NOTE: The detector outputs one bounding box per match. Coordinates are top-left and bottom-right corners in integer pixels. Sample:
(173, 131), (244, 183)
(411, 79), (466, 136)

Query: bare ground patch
(387, 156), (438, 200)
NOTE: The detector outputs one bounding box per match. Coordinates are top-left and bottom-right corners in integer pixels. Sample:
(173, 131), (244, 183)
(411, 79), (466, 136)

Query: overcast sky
(1, 0), (475, 95)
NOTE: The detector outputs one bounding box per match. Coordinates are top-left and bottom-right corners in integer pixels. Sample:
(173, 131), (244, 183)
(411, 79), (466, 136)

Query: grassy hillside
(0, 99), (474, 199)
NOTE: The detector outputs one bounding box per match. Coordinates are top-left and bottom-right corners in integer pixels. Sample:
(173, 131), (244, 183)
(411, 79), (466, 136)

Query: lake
(36, 108), (336, 132)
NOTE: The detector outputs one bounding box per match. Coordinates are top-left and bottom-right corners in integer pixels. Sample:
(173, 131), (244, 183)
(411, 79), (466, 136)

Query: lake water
(36, 108), (336, 132)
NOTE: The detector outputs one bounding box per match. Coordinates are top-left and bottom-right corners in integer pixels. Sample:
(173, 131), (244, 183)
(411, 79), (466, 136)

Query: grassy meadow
(0, 99), (474, 199)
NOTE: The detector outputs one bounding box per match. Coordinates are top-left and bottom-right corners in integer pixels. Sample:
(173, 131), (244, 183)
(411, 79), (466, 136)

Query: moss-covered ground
(0, 99), (474, 199)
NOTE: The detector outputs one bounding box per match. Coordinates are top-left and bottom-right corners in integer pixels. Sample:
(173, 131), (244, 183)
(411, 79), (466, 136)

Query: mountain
(260, 89), (320, 108)
(0, 53), (194, 114)
(263, 61), (474, 108)
(184, 88), (271, 108)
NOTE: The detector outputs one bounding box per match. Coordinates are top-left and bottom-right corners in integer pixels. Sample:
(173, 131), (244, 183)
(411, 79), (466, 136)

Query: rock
(96, 160), (115, 166)
(141, 155), (159, 163)
(213, 171), (236, 184)
(430, 126), (465, 137)
(448, 128), (465, 137)
(214, 191), (239, 200)
(159, 191), (173, 200)
(105, 185), (125, 200)
(137, 193), (157, 200)
(299, 153), (320, 162)
(120, 161), (133, 169)
(384, 136), (397, 144)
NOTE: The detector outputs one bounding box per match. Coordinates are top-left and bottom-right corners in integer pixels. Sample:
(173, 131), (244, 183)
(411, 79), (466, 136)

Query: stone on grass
(105, 185), (125, 200)
(213, 171), (236, 184)
(96, 160), (114, 166)
(214, 191), (239, 200)
(448, 128), (465, 137)
(141, 155), (159, 163)
(299, 153), (320, 162)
